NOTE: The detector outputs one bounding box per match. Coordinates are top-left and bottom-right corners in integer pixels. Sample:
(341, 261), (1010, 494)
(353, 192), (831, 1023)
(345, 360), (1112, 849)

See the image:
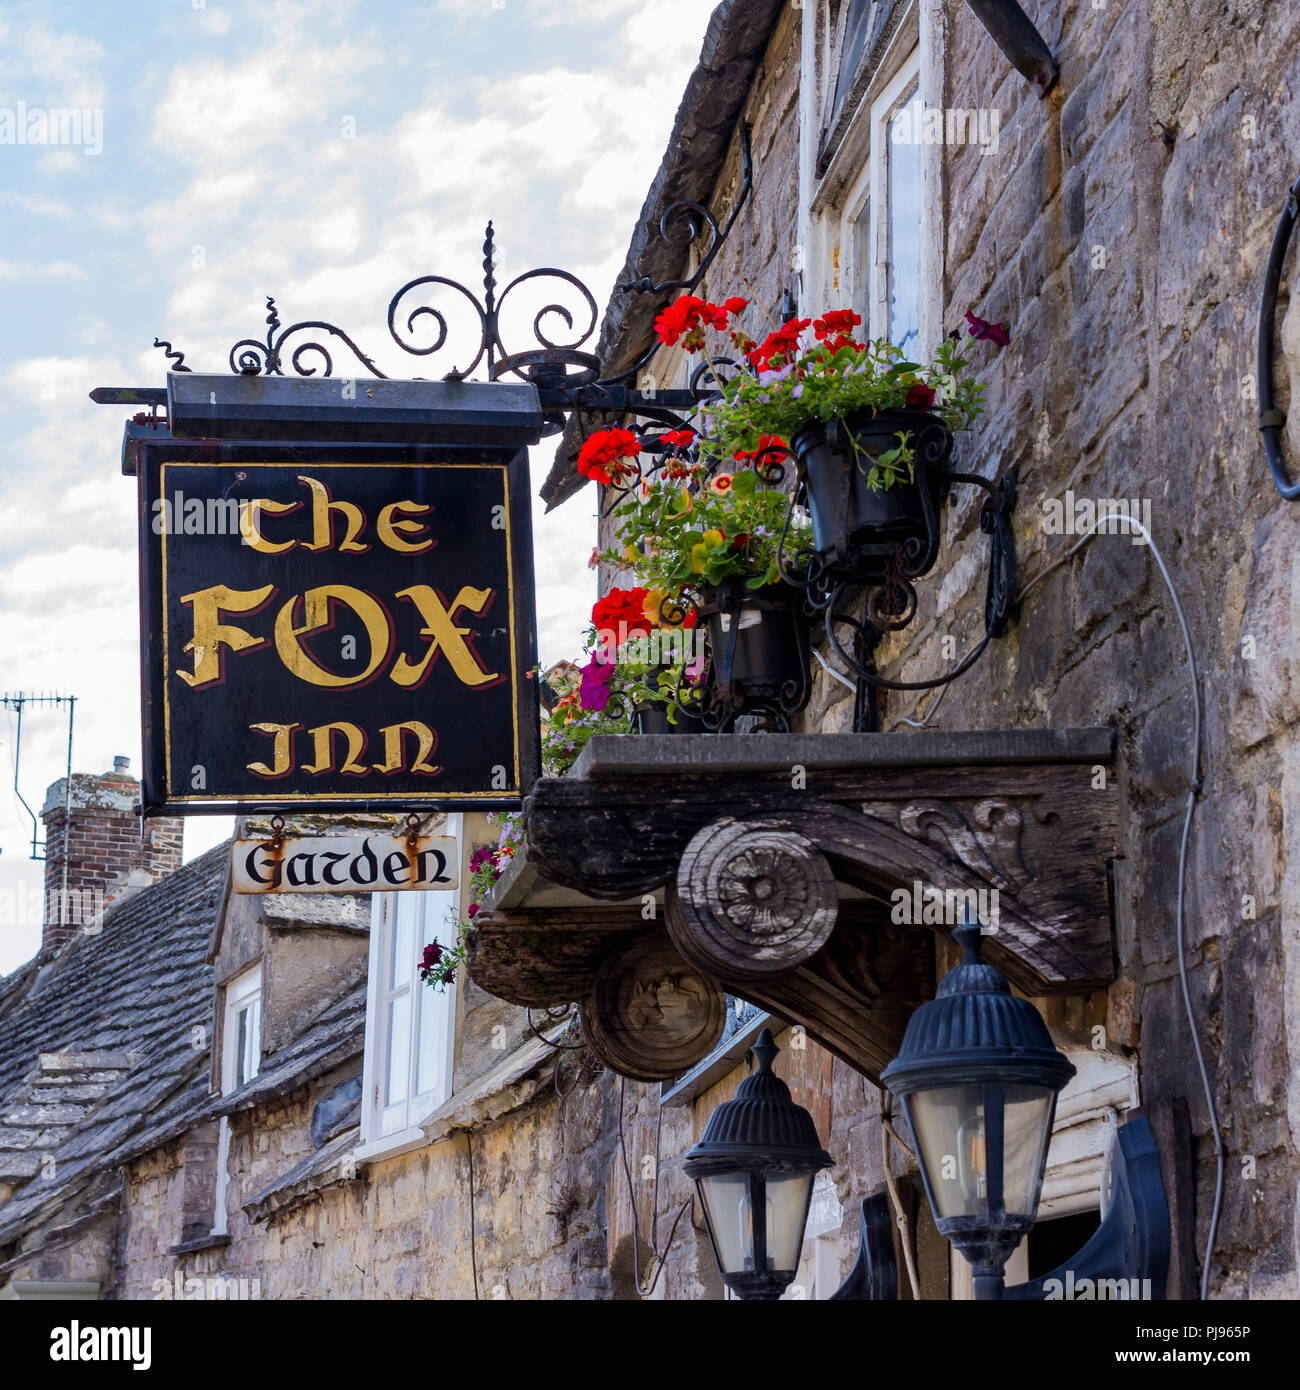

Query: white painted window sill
(351, 1126), (430, 1166)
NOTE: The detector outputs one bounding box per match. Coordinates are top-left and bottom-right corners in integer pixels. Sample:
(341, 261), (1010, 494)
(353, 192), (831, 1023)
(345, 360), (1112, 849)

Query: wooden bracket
(467, 731), (1119, 1083)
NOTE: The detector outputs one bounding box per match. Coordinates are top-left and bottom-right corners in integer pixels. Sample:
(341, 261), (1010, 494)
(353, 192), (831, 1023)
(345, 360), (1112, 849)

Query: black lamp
(881, 917), (1075, 1299)
(684, 1028), (833, 1300)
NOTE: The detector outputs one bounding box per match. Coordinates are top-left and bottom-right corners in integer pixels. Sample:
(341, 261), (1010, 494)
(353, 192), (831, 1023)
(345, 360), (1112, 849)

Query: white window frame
(213, 963), (262, 1235)
(801, 3), (941, 360)
(356, 813), (460, 1159)
(838, 49), (933, 356)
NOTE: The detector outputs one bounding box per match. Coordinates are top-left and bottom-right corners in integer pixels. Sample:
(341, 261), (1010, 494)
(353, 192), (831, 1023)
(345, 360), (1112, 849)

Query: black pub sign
(133, 398), (539, 815)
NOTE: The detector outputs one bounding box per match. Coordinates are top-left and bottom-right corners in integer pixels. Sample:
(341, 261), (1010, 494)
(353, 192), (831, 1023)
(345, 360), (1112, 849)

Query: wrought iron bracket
(1001, 1115), (1171, 1300)
(98, 123), (756, 439)
(829, 1193), (899, 1300)
(962, 0), (1059, 98)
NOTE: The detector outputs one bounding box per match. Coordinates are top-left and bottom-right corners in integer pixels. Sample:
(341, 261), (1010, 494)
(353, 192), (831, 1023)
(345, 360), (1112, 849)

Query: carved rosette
(668, 820), (838, 982)
(581, 934), (726, 1083)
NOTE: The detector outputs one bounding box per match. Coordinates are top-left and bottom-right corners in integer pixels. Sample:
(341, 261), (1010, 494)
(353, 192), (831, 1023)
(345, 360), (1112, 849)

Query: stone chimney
(40, 757), (184, 957)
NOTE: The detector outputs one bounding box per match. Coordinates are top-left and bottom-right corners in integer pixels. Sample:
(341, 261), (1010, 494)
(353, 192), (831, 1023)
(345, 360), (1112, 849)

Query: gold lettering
(391, 585), (500, 688)
(377, 500), (434, 554)
(373, 721), (440, 775)
(247, 722), (301, 777)
(302, 722), (368, 775)
(273, 585), (391, 687)
(239, 499), (300, 553)
(177, 584), (274, 688)
(299, 475), (368, 553)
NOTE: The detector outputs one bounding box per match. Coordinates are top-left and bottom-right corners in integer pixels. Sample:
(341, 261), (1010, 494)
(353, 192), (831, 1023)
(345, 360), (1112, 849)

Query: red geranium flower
(813, 309), (862, 340)
(746, 317), (812, 370)
(659, 427), (696, 449)
(734, 434), (791, 463)
(653, 295), (746, 352)
(577, 427), (641, 486)
(592, 586), (653, 645)
(906, 383), (937, 410)
(966, 311), (1011, 347)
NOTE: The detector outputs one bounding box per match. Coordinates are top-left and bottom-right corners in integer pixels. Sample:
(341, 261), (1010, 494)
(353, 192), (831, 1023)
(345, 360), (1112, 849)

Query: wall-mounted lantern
(881, 919), (1075, 1300)
(683, 1029), (833, 1301)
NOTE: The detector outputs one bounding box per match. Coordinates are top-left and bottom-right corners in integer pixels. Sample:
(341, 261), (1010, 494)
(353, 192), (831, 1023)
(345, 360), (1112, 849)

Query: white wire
(824, 511), (1223, 1297)
(811, 643), (858, 695)
(1006, 514), (1221, 1298)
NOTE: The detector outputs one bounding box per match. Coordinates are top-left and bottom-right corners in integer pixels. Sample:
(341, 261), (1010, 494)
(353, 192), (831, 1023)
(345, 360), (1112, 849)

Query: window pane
(235, 998), (261, 1088)
(235, 1007), (250, 1088)
(886, 84), (923, 356)
(390, 893), (418, 989)
(385, 993), (411, 1107)
(416, 890), (454, 1099)
(853, 195), (871, 331)
(416, 986), (447, 1099)
(830, 0), (877, 128)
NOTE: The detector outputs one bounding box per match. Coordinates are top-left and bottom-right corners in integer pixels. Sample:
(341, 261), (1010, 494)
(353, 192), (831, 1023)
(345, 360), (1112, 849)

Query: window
(360, 813), (460, 1147)
(829, 0), (879, 130)
(213, 964), (261, 1234)
(842, 52), (928, 355)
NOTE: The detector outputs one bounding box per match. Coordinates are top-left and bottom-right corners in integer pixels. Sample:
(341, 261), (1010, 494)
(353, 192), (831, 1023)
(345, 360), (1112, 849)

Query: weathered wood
(524, 761), (1117, 994)
(581, 934), (726, 1082)
(704, 903), (934, 1084)
(466, 906), (649, 1007)
(468, 730), (1120, 1081)
(571, 729), (1115, 779)
(1134, 1097), (1199, 1300)
(670, 821), (838, 981)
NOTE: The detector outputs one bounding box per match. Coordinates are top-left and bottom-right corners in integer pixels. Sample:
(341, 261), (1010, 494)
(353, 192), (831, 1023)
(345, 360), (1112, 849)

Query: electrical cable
(616, 1078), (693, 1298)
(848, 511), (1223, 1297)
(465, 1129), (480, 1300)
(1005, 514), (1222, 1298)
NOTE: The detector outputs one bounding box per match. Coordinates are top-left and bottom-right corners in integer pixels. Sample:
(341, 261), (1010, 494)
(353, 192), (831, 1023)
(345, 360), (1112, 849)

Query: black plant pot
(634, 705), (707, 735)
(701, 579), (810, 728)
(793, 407), (953, 580)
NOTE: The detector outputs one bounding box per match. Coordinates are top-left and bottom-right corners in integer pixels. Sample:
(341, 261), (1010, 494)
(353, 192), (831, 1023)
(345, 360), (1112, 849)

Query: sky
(0, 0), (716, 972)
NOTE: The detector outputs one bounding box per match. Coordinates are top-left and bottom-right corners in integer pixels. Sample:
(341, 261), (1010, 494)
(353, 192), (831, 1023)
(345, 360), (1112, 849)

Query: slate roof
(0, 839), (375, 1263)
(211, 979), (366, 1119)
(0, 843), (227, 1254)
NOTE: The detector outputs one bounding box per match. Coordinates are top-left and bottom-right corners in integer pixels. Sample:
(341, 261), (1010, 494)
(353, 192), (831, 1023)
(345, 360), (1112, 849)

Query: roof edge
(540, 0), (788, 510)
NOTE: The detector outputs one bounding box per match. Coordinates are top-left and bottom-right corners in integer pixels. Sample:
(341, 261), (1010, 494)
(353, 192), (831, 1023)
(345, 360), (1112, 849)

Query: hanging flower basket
(634, 704), (707, 735)
(698, 578), (810, 729)
(792, 407), (953, 581)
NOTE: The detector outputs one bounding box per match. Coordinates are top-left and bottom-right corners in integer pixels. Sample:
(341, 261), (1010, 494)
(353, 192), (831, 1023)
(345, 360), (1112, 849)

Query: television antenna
(2, 694), (77, 870)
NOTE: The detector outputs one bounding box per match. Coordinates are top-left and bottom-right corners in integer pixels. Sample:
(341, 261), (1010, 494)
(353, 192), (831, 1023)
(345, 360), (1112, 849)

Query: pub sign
(135, 430), (539, 815)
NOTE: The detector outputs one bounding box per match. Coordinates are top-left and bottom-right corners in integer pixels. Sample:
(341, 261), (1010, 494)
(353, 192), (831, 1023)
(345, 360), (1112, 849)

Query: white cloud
(0, 259), (89, 281)
(0, 0), (718, 973)
(0, 18), (107, 110)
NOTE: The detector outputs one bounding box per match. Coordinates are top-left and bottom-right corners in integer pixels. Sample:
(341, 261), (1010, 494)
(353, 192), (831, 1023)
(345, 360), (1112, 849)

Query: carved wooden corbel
(466, 731), (1119, 1084)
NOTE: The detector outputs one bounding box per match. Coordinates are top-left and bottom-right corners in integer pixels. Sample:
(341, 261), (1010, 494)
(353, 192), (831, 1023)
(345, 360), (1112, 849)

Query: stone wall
(922, 0), (1299, 1298)
(118, 1055), (622, 1301)
(602, 0), (1300, 1299)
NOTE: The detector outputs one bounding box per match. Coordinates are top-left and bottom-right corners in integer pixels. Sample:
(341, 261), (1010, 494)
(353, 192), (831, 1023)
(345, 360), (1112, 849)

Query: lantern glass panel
(765, 1173), (816, 1273)
(908, 1083), (1057, 1221)
(1002, 1084), (1055, 1217)
(908, 1085), (988, 1218)
(697, 1174), (753, 1275)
